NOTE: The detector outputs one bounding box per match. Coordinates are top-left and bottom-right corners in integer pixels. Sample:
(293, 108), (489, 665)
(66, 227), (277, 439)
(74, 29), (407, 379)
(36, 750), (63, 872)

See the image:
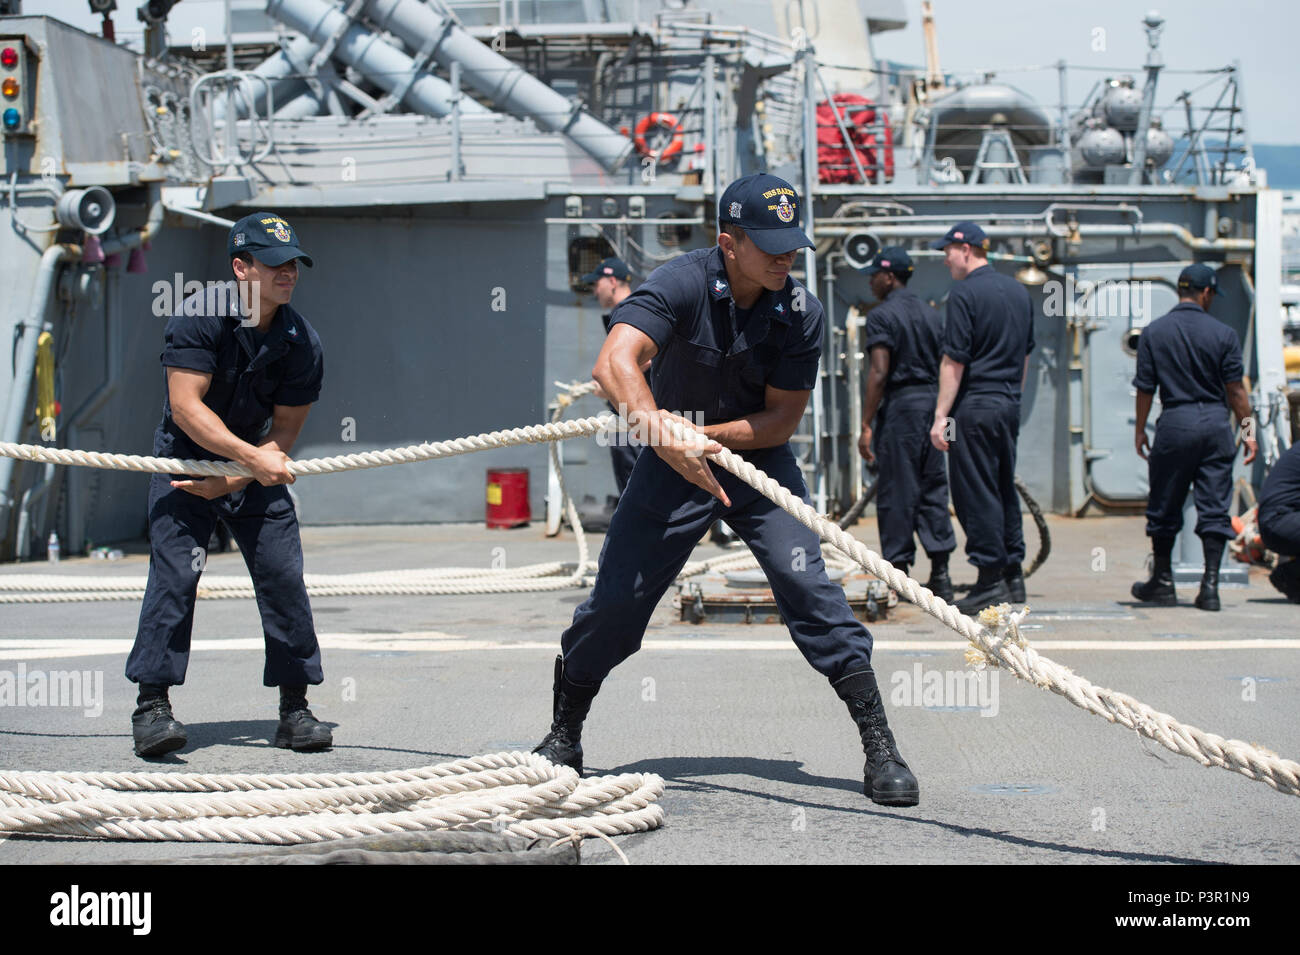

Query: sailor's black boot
(1131, 534), (1176, 606)
(1269, 558), (1300, 603)
(955, 564), (1012, 616)
(925, 551), (954, 602)
(834, 668), (919, 807)
(132, 684), (187, 758)
(1195, 536), (1225, 612)
(532, 655), (600, 774)
(275, 685), (333, 751)
(1003, 563), (1027, 603)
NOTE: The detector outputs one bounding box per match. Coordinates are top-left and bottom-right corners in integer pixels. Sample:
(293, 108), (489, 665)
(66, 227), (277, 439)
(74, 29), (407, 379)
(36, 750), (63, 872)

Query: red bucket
(486, 468), (530, 528)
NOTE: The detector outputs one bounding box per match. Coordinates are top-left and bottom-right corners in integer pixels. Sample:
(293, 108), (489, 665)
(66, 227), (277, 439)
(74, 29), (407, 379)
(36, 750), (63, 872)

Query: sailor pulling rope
(1, 411), (1297, 801)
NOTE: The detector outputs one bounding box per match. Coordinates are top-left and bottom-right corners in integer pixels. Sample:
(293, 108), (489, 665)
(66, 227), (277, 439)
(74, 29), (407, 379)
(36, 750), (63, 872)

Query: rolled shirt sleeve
(161, 312), (222, 374)
(1220, 331), (1244, 385)
(1132, 329), (1157, 393)
(942, 287), (974, 365)
(864, 307), (896, 352)
(608, 279), (682, 351)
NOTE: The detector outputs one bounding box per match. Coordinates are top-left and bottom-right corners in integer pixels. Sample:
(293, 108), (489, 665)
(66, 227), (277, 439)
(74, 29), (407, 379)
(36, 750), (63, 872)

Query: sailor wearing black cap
(580, 256), (642, 498)
(928, 222), (1036, 615)
(1131, 263), (1256, 611)
(857, 246), (956, 600)
(126, 212), (332, 758)
(533, 173), (920, 807)
(1258, 443), (1300, 602)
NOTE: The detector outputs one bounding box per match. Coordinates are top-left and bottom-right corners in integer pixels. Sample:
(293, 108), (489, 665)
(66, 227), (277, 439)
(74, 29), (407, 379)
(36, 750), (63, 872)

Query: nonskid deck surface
(1, 514), (1296, 865)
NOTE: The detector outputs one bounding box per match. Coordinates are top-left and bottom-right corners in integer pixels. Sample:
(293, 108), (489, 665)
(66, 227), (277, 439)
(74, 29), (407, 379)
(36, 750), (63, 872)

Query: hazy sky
(31, 0), (1300, 143)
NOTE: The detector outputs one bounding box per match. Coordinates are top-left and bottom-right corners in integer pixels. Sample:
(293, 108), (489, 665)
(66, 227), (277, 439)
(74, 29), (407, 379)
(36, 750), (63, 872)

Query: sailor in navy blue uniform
(928, 222), (1035, 615)
(125, 212), (333, 758)
(1259, 443), (1300, 602)
(581, 256), (642, 501)
(1131, 263), (1256, 611)
(532, 174), (919, 807)
(857, 246), (956, 601)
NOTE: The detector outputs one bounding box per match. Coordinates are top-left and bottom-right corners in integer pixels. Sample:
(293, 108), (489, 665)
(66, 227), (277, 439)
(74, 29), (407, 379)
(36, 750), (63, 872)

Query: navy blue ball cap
(228, 212), (314, 268)
(581, 256), (631, 284)
(1177, 263), (1218, 292)
(862, 245), (914, 276)
(929, 220), (989, 251)
(718, 173), (813, 255)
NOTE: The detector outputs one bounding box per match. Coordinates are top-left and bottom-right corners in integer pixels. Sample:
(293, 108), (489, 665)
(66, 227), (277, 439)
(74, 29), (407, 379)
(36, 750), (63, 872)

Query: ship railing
(190, 70), (277, 173)
(811, 56), (1259, 189)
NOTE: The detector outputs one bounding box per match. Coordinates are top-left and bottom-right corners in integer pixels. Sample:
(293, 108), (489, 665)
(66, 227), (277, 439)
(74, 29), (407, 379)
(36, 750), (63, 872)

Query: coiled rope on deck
(0, 751), (664, 845)
(1, 415), (1298, 798)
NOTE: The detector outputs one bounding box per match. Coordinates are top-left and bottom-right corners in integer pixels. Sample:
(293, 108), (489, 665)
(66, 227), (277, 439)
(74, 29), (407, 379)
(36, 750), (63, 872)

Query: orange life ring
(633, 112), (683, 161)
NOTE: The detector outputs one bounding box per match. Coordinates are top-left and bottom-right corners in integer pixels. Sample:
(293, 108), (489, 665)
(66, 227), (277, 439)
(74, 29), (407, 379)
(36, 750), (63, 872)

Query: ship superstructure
(0, 0), (1288, 560)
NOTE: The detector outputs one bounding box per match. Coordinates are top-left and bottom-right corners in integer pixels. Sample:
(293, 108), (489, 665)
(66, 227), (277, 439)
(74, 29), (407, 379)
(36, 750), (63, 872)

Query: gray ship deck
(1, 513), (1297, 865)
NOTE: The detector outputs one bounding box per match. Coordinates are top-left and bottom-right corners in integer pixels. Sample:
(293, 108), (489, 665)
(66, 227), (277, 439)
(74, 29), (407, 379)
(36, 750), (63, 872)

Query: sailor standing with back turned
(928, 222), (1035, 616)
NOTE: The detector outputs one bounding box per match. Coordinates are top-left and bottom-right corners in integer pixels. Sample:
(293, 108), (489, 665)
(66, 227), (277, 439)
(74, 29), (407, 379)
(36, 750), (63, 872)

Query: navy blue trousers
(126, 475), (323, 688)
(874, 390), (956, 566)
(606, 400), (644, 497)
(948, 395), (1025, 568)
(1260, 510), (1300, 557)
(608, 439), (640, 496)
(1145, 403), (1234, 541)
(561, 443), (873, 685)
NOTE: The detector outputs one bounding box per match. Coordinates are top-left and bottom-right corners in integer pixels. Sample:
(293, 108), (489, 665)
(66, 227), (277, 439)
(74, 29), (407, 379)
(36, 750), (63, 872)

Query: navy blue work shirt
(942, 264), (1035, 400)
(1258, 444), (1300, 527)
(1132, 301), (1242, 406)
(864, 286), (944, 391)
(610, 246), (822, 428)
(1259, 443), (1300, 528)
(155, 285), (324, 461)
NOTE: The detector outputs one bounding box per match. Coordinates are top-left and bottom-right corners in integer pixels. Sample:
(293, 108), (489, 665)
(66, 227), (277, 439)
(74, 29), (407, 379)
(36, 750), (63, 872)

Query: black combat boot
(1003, 563), (1026, 603)
(132, 684), (187, 758)
(1268, 558), (1300, 603)
(275, 685), (333, 751)
(1195, 536), (1225, 612)
(1131, 535), (1176, 606)
(925, 551), (954, 602)
(955, 564), (1012, 616)
(532, 655), (601, 773)
(834, 668), (919, 807)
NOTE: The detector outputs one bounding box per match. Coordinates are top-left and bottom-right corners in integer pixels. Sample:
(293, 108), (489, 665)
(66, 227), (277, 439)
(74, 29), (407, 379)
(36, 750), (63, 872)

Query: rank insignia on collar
(774, 302), (785, 314)
(713, 278), (727, 293)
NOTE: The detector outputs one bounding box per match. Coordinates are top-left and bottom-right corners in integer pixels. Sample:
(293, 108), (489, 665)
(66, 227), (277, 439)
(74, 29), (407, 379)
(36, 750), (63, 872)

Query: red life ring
(633, 112), (684, 161)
